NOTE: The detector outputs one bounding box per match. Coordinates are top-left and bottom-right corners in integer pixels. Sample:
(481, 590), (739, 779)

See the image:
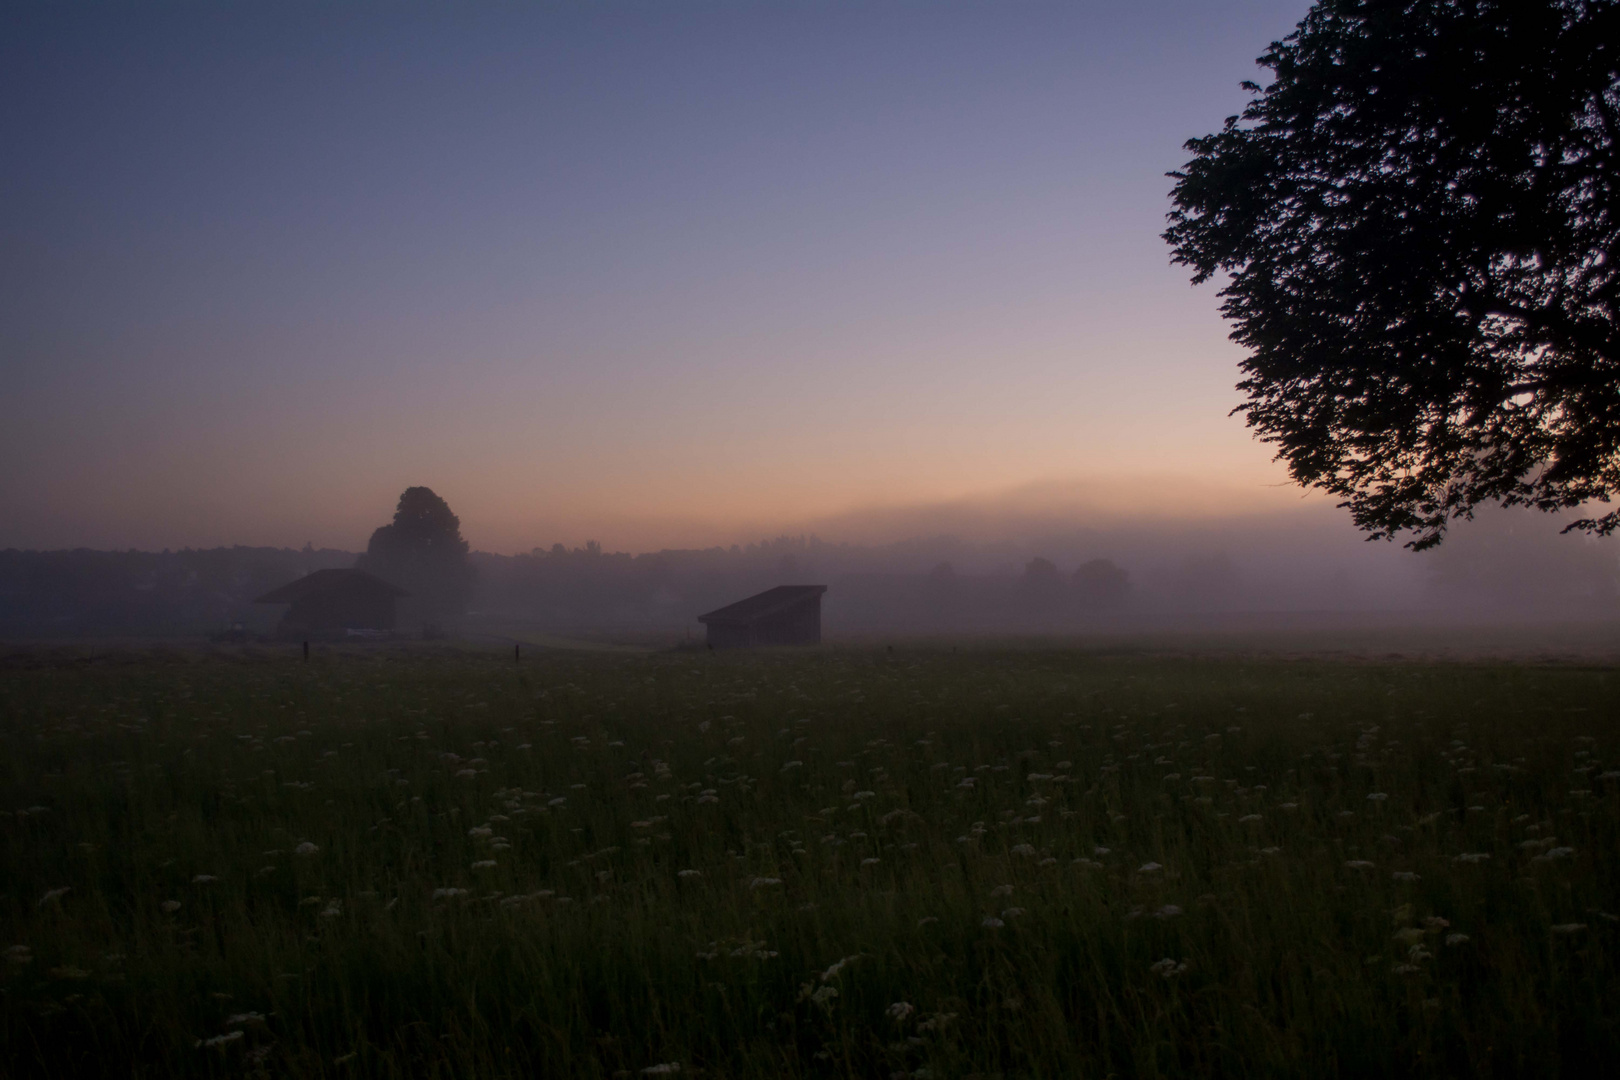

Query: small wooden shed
(254, 569), (407, 636)
(698, 585), (827, 648)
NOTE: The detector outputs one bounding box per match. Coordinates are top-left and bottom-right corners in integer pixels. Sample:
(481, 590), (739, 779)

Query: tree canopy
(1166, 0), (1619, 548)
(357, 487), (473, 628)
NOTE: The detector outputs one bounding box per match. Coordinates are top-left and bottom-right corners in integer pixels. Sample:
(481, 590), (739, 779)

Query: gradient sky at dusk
(2, 1), (1317, 554)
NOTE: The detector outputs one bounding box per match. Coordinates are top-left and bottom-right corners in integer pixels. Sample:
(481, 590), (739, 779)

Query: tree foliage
(1166, 0), (1619, 548)
(358, 487), (473, 627)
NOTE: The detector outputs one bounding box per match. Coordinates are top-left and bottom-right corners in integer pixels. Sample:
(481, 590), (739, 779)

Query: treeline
(0, 546), (356, 638)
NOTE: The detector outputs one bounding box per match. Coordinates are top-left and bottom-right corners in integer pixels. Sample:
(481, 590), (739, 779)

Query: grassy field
(2, 643), (1618, 1078)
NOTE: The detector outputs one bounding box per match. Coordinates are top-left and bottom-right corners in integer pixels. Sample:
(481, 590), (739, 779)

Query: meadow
(2, 642), (1618, 1078)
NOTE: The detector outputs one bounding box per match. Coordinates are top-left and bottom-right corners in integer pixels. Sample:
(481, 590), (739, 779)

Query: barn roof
(698, 585), (826, 625)
(254, 568), (409, 604)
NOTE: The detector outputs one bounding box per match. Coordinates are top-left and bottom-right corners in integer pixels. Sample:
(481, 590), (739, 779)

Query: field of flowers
(3, 643), (1618, 1077)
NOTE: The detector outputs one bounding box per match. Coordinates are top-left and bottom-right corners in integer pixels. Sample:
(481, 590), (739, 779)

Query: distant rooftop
(254, 568), (408, 605)
(698, 585), (827, 626)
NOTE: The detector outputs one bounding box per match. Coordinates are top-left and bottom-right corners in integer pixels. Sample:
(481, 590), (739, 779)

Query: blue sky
(1, 1), (1316, 552)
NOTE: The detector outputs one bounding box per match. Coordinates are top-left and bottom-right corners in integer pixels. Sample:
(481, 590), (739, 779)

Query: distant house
(254, 569), (408, 637)
(698, 585), (827, 648)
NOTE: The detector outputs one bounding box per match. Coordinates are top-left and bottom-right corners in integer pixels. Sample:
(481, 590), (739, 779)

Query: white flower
(455, 769), (478, 779)
(643, 1065), (682, 1076)
(1446, 933), (1470, 946)
(860, 858), (880, 867)
(1001, 907), (1025, 919)
(820, 955), (858, 981)
(1393, 872), (1420, 883)
(749, 877), (782, 889)
(295, 842), (319, 856)
(320, 903), (341, 918)
(1345, 860), (1375, 870)
(471, 860), (497, 870)
(191, 875), (218, 884)
(1551, 923), (1587, 935)
(1150, 958), (1188, 978)
(468, 826), (493, 838)
(161, 900), (182, 913)
(990, 884), (1014, 897)
(1154, 905), (1183, 919)
(677, 869), (702, 879)
(431, 887), (468, 899)
(1138, 862), (1163, 873)
(1366, 793), (1389, 802)
(196, 1030), (244, 1049)
(1454, 853), (1491, 864)
(981, 916), (1004, 928)
(37, 887), (71, 907)
(886, 1001), (915, 1022)
(1010, 844), (1036, 856)
(1239, 814), (1262, 824)
(1093, 846), (1110, 856)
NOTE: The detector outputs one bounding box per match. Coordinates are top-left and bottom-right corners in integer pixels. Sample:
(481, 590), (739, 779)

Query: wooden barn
(254, 569), (407, 637)
(698, 585), (827, 648)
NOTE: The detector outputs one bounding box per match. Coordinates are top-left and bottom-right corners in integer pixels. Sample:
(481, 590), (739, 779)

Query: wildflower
(677, 869), (702, 880)
(1260, 846), (1280, 856)
(161, 900), (182, 913)
(990, 884), (1014, 897)
(750, 876), (782, 889)
(696, 794), (720, 804)
(917, 916), (939, 927)
(1138, 862), (1163, 873)
(196, 1030), (244, 1049)
(1422, 916), (1450, 930)
(294, 842), (319, 856)
(781, 761), (803, 771)
(1239, 814), (1262, 823)
(1454, 853), (1491, 864)
(1154, 904), (1183, 919)
(37, 887), (71, 907)
(471, 860), (497, 870)
(49, 965), (90, 979)
(887, 1001), (915, 1022)
(455, 769), (478, 779)
(1551, 923), (1587, 935)
(981, 916), (1004, 928)
(431, 887), (468, 899)
(225, 1012), (267, 1027)
(810, 985), (838, 1007)
(1345, 860), (1375, 870)
(1001, 907), (1025, 919)
(1367, 793), (1389, 802)
(860, 857), (880, 867)
(643, 1065), (682, 1076)
(192, 874), (218, 884)
(468, 826), (493, 838)
(1393, 871), (1420, 883)
(1149, 958), (1188, 978)
(320, 902), (341, 918)
(1010, 843), (1036, 856)
(1093, 846), (1110, 856)
(821, 955), (858, 980)
(6, 945), (32, 964)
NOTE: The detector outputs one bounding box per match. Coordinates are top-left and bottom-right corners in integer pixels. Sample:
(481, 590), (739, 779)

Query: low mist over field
(4, 478), (1616, 641)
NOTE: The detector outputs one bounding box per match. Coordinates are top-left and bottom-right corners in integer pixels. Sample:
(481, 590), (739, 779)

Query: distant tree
(1021, 556), (1064, 591)
(1166, 0), (1620, 549)
(357, 487), (473, 631)
(1072, 558), (1130, 608)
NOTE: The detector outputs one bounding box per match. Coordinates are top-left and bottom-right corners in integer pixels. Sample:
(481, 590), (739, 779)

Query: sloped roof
(698, 585), (826, 625)
(254, 568), (408, 604)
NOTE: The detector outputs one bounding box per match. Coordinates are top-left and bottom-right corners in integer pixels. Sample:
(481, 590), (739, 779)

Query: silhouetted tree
(1167, 0), (1619, 549)
(1072, 558), (1129, 608)
(357, 487), (473, 632)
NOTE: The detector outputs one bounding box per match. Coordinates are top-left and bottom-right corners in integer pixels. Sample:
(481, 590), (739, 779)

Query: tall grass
(2, 644), (1617, 1077)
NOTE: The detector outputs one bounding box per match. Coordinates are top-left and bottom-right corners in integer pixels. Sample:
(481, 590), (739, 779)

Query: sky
(1, 0), (1322, 555)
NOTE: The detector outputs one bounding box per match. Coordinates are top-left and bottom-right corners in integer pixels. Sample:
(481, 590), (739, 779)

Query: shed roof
(254, 568), (409, 604)
(698, 585), (826, 625)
